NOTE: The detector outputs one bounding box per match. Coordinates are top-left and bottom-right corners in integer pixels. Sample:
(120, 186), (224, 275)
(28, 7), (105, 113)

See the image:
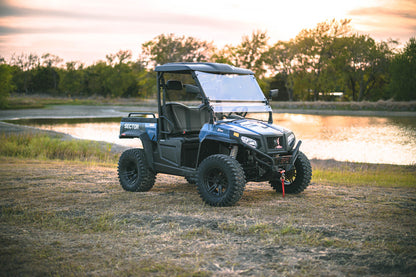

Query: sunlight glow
(1, 0), (415, 63)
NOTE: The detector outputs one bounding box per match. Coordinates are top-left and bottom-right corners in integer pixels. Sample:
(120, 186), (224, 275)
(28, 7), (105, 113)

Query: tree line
(1, 19), (415, 108)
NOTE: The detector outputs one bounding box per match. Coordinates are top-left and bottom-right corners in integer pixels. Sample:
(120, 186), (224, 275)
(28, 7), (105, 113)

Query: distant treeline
(1, 19), (415, 108)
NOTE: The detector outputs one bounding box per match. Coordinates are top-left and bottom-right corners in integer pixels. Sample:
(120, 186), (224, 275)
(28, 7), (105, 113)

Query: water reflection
(276, 114), (416, 165)
(10, 118), (142, 148)
(6, 114), (416, 165)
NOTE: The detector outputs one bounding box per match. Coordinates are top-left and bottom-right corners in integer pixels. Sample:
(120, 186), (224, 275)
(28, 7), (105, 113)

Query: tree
(41, 53), (63, 68)
(140, 34), (214, 67)
(106, 62), (137, 98)
(32, 66), (60, 94)
(10, 53), (39, 93)
(294, 19), (352, 100)
(266, 40), (296, 100)
(0, 63), (14, 108)
(106, 50), (132, 66)
(337, 35), (394, 101)
(232, 30), (269, 77)
(211, 45), (236, 65)
(32, 53), (63, 94)
(389, 37), (416, 100)
(83, 50), (138, 98)
(84, 61), (109, 96)
(59, 61), (85, 96)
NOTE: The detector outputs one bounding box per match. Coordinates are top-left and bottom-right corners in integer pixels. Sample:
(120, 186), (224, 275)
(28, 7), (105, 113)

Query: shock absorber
(230, 145), (238, 158)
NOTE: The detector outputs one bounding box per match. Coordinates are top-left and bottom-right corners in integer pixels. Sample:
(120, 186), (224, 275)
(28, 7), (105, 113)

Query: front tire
(197, 154), (246, 207)
(118, 148), (155, 192)
(270, 151), (312, 194)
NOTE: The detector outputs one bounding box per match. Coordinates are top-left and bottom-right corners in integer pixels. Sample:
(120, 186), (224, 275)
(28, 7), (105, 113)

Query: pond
(6, 114), (416, 165)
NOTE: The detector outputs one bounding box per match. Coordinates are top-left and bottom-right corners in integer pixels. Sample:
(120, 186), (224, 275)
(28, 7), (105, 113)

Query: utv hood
(199, 119), (296, 153)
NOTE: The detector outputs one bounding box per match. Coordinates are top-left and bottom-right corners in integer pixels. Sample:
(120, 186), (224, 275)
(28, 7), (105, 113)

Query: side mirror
(269, 89), (279, 101)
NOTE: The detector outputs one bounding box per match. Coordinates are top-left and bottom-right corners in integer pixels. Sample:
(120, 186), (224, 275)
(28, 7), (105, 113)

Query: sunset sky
(0, 0), (415, 65)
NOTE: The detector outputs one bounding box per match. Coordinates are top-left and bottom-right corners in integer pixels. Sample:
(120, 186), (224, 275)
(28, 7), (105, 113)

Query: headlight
(287, 133), (295, 146)
(241, 136), (258, 148)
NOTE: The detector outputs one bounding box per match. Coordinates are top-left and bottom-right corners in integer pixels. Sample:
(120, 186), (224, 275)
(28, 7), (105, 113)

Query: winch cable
(280, 170), (285, 198)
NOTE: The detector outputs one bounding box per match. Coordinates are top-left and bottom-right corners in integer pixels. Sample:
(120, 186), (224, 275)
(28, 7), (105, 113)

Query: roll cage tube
(157, 72), (172, 139)
(190, 71), (215, 124)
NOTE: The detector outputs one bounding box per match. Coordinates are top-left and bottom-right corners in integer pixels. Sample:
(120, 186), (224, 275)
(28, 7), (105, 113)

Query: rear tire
(197, 154), (246, 206)
(118, 148), (155, 192)
(270, 151), (312, 194)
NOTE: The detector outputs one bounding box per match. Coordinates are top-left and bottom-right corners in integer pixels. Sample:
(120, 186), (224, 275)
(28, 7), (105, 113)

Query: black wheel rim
(204, 168), (228, 197)
(123, 161), (138, 184)
(284, 168), (297, 186)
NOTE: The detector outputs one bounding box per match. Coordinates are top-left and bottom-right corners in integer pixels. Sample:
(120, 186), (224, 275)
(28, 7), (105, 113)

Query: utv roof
(155, 62), (254, 75)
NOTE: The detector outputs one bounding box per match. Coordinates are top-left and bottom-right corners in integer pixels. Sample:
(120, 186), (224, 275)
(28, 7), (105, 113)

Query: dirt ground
(1, 120), (416, 276)
(0, 156), (415, 276)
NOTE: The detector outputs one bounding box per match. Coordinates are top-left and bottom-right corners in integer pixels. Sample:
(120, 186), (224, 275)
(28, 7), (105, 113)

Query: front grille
(275, 155), (292, 165)
(267, 136), (285, 150)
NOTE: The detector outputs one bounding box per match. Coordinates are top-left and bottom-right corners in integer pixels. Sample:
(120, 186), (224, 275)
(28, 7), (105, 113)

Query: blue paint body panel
(119, 118), (158, 141)
(199, 119), (290, 142)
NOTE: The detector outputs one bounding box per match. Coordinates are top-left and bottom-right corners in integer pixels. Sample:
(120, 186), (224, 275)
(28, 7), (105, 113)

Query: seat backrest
(162, 103), (210, 136)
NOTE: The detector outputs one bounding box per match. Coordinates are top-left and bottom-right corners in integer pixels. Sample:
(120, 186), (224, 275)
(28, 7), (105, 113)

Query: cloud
(347, 0), (416, 41)
(0, 1), (250, 36)
(0, 1), (85, 18)
(349, 6), (416, 21)
(348, 0), (416, 22)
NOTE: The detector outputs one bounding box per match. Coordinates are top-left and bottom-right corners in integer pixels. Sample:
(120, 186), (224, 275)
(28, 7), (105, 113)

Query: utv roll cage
(155, 62), (274, 140)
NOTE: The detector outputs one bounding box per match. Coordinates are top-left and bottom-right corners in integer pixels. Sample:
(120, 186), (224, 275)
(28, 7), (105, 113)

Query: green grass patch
(0, 133), (118, 163)
(4, 94), (154, 109)
(5, 95), (99, 109)
(312, 164), (416, 188)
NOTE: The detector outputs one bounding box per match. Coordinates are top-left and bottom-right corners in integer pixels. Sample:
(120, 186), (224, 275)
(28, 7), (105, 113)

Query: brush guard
(247, 140), (302, 175)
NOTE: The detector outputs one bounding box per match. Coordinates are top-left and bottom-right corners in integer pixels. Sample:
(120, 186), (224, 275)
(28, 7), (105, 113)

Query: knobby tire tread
(197, 154), (246, 207)
(118, 148), (155, 192)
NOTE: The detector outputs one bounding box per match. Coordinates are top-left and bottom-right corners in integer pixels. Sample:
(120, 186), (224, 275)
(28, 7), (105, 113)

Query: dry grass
(1, 157), (415, 276)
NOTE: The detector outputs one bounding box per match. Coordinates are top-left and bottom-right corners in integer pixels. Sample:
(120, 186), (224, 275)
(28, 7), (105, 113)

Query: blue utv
(118, 62), (312, 206)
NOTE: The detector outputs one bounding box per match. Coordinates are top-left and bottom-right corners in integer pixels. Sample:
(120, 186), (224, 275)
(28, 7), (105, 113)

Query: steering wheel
(226, 112), (246, 119)
(235, 111), (247, 117)
(227, 106), (248, 118)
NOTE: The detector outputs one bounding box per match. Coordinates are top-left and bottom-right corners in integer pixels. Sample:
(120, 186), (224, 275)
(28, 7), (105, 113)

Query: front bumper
(249, 140), (302, 173)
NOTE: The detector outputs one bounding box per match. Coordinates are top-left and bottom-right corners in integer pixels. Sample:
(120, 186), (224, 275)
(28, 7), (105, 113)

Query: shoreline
(1, 121), (414, 169)
(1, 104), (415, 121)
(274, 108), (416, 117)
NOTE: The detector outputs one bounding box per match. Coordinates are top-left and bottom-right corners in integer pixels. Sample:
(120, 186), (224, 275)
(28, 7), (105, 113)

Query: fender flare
(197, 136), (240, 166)
(200, 135), (239, 145)
(138, 133), (155, 172)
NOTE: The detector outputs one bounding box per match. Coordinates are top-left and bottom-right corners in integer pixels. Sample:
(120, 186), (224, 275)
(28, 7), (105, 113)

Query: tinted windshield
(196, 71), (266, 102)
